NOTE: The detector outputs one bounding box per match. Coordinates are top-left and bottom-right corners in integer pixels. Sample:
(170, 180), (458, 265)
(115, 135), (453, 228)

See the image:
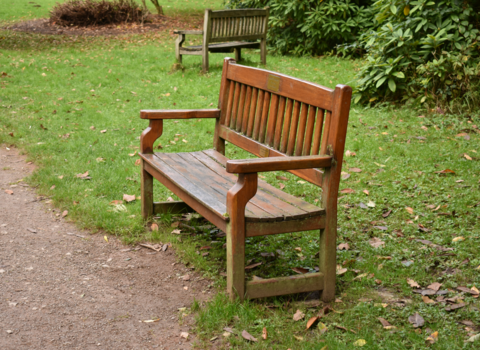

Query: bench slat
(287, 100), (301, 156)
(280, 98), (294, 154)
(241, 86), (253, 134)
(246, 87), (258, 138)
(295, 103), (309, 156)
(303, 106), (317, 155)
(311, 108), (325, 156)
(273, 96), (286, 151)
(252, 89), (264, 140)
(265, 93), (280, 147)
(320, 110), (332, 155)
(258, 91), (271, 143)
(227, 64), (334, 110)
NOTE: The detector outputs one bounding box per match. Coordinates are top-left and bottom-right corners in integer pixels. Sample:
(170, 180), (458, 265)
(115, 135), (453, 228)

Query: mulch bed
(5, 14), (203, 36)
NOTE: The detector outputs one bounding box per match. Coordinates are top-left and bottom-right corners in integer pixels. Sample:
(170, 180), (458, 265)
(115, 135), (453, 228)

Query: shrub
(227, 0), (375, 56)
(353, 0), (480, 113)
(50, 0), (147, 27)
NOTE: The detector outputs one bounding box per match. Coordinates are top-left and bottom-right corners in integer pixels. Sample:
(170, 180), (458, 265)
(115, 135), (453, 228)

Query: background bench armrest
(140, 109), (221, 119)
(226, 155), (333, 174)
(173, 30), (204, 35)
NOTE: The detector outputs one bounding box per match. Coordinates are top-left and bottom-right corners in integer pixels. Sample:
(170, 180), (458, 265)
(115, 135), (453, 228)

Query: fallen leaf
(349, 167), (362, 173)
(407, 278), (420, 288)
(369, 237), (385, 248)
(378, 317), (394, 329)
(293, 335), (303, 341)
(446, 303), (465, 311)
(457, 286), (479, 295)
(180, 332), (189, 339)
(466, 333), (480, 342)
(340, 188), (355, 194)
(104, 235), (109, 243)
(4, 190), (13, 195)
(279, 183), (286, 189)
(245, 262), (262, 270)
(262, 327), (267, 340)
(427, 282), (442, 292)
(50, 185), (56, 190)
(353, 273), (368, 281)
(405, 207), (414, 214)
(62, 210), (68, 218)
(306, 316), (320, 330)
(353, 339), (366, 346)
(167, 197), (174, 202)
(241, 330), (257, 342)
(142, 319), (160, 323)
(341, 172), (351, 180)
(292, 267), (309, 274)
(76, 171), (91, 180)
(171, 229), (181, 234)
(464, 153), (472, 161)
(293, 309), (305, 321)
(435, 169), (455, 174)
(337, 243), (350, 250)
(363, 189), (369, 195)
(135, 159), (141, 166)
(408, 313), (425, 328)
(123, 194), (136, 202)
(452, 236), (465, 242)
(373, 226), (388, 231)
(402, 260), (414, 267)
(100, 129), (107, 133)
(422, 295), (436, 304)
(276, 175), (288, 181)
(345, 150), (356, 157)
(58, 175), (64, 179)
(27, 228), (37, 233)
(367, 201), (376, 208)
(336, 268), (348, 275)
(426, 331), (438, 344)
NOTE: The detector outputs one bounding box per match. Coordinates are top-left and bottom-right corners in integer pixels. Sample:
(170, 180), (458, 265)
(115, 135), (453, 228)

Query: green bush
(227, 0), (375, 56)
(354, 0), (480, 113)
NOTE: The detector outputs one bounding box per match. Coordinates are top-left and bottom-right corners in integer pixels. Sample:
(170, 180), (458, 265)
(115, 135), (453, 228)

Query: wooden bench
(139, 58), (352, 302)
(174, 8), (269, 72)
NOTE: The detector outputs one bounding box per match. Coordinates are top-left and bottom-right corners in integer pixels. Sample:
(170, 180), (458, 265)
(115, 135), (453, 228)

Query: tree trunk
(150, 0), (164, 15)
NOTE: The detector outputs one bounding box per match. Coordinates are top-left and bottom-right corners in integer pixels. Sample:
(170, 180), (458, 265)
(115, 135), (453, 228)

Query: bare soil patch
(0, 146), (212, 350)
(6, 15), (202, 36)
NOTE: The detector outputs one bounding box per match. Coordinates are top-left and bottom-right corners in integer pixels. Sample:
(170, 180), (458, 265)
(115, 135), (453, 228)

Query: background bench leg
(202, 50), (209, 73)
(175, 34), (185, 63)
(141, 161), (154, 220)
(226, 221), (245, 301)
(319, 224), (336, 302)
(260, 38), (266, 65)
(234, 48), (242, 62)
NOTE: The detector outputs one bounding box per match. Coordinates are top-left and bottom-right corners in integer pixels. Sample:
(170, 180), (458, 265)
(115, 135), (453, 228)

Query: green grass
(1, 1), (480, 349)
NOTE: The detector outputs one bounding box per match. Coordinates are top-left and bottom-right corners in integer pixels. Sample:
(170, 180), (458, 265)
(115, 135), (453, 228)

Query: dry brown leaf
(167, 197), (174, 202)
(369, 237), (385, 248)
(62, 210), (68, 218)
(336, 268), (348, 275)
(306, 316), (320, 330)
(407, 278), (420, 288)
(292, 267), (309, 274)
(422, 295), (436, 304)
(464, 153), (472, 161)
(349, 167), (362, 173)
(276, 175), (288, 181)
(50, 185), (56, 190)
(180, 332), (189, 339)
(262, 327), (267, 340)
(427, 282), (442, 292)
(245, 262), (262, 270)
(4, 190), (13, 195)
(123, 194), (136, 202)
(151, 223), (159, 231)
(171, 229), (181, 234)
(426, 331), (438, 344)
(134, 159), (141, 166)
(435, 169), (455, 174)
(76, 171), (91, 179)
(378, 317), (394, 329)
(100, 129), (107, 133)
(337, 243), (350, 250)
(293, 309), (305, 321)
(408, 313), (425, 328)
(340, 188), (355, 194)
(405, 207), (414, 214)
(241, 330), (257, 342)
(363, 189), (369, 195)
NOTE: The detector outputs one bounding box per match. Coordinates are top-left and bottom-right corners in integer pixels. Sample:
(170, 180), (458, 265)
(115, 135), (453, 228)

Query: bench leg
(234, 48), (242, 62)
(175, 34), (185, 63)
(260, 38), (267, 65)
(226, 220), (245, 301)
(202, 49), (209, 73)
(141, 161), (154, 220)
(319, 224), (336, 302)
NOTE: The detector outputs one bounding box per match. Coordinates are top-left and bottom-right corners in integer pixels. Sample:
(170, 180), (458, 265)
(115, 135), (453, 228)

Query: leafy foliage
(50, 0), (147, 27)
(354, 0), (480, 113)
(227, 0), (375, 56)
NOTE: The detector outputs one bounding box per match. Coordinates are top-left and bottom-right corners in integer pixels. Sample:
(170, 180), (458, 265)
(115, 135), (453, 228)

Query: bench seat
(140, 149), (326, 236)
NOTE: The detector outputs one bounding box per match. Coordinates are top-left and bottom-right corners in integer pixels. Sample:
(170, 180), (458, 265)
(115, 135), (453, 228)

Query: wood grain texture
(226, 155), (332, 173)
(303, 106), (317, 155)
(258, 91), (271, 143)
(140, 109), (220, 120)
(236, 84), (247, 131)
(246, 87), (258, 137)
(252, 89), (265, 140)
(246, 272), (324, 299)
(273, 96), (286, 150)
(280, 98), (293, 153)
(265, 93), (279, 146)
(295, 104), (309, 156)
(311, 109), (325, 155)
(241, 86), (253, 134)
(140, 120), (163, 154)
(286, 101), (301, 156)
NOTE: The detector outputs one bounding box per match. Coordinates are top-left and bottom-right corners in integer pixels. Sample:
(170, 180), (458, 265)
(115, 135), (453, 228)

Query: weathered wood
(140, 109), (220, 120)
(246, 272), (324, 299)
(138, 59), (352, 303)
(175, 8), (268, 72)
(226, 155), (332, 174)
(153, 201), (193, 214)
(227, 173), (257, 300)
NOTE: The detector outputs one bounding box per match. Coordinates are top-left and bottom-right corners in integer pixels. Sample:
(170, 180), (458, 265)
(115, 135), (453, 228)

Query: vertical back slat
(252, 90), (265, 140)
(273, 96), (286, 150)
(223, 80), (236, 126)
(286, 101), (301, 156)
(230, 82), (241, 129)
(235, 84), (247, 131)
(258, 92), (271, 144)
(280, 99), (294, 153)
(311, 109), (325, 155)
(265, 94), (279, 146)
(241, 86), (252, 134)
(303, 106), (317, 155)
(319, 110), (332, 155)
(295, 104), (309, 156)
(246, 88), (258, 138)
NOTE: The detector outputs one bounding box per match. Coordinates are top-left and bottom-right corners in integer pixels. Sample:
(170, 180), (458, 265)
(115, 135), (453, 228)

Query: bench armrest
(140, 109), (221, 120)
(226, 155), (333, 174)
(173, 30), (203, 35)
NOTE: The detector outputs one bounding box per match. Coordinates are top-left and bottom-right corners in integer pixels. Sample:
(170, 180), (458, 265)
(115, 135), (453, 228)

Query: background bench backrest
(205, 9), (269, 44)
(215, 59), (352, 188)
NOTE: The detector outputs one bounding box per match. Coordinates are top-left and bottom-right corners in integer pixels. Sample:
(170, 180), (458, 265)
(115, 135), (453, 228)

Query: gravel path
(0, 146), (211, 350)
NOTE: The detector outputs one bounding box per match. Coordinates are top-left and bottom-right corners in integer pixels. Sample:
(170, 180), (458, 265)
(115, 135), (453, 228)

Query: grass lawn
(1, 1), (480, 349)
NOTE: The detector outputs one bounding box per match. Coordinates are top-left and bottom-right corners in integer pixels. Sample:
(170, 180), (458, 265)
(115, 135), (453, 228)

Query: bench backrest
(204, 8), (269, 44)
(214, 58), (352, 188)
